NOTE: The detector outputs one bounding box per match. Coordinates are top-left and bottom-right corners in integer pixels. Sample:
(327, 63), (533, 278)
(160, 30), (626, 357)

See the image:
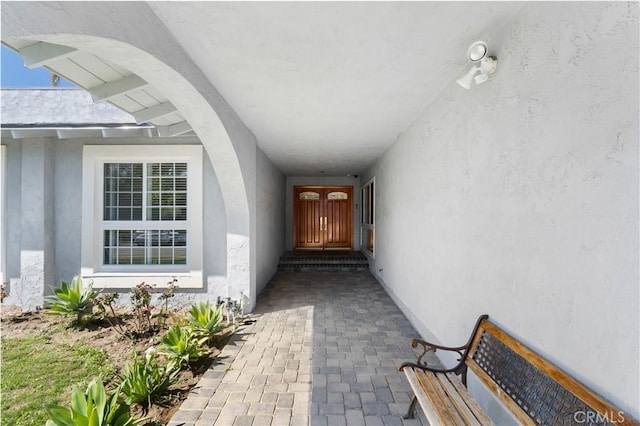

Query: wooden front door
(294, 186), (353, 249)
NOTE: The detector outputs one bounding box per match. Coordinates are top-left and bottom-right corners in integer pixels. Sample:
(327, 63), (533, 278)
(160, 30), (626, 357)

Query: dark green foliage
(45, 276), (102, 322)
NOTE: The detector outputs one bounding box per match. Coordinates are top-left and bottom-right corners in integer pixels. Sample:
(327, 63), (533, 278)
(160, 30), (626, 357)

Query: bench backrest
(464, 317), (638, 425)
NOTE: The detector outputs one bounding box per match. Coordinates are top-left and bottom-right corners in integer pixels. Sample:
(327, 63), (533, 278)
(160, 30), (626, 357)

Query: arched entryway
(2, 2), (258, 309)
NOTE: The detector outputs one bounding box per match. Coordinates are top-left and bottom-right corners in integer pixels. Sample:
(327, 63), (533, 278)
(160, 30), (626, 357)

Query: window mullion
(142, 162), (148, 221)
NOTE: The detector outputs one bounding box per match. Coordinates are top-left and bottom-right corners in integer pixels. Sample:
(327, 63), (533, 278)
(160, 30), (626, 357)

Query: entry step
(278, 251), (369, 271)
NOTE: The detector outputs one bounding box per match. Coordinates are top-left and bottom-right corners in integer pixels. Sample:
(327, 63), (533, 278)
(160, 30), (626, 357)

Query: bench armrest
(400, 316), (490, 385)
(408, 338), (467, 368)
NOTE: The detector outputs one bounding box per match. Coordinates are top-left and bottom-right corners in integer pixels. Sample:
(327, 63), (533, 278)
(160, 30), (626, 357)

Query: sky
(1, 45), (76, 88)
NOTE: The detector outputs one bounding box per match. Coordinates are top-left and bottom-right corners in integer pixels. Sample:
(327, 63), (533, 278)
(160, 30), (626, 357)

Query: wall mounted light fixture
(456, 41), (498, 90)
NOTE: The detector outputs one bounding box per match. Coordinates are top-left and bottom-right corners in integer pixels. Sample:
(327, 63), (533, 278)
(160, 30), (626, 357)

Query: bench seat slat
(404, 368), (443, 425)
(415, 370), (466, 425)
(404, 367), (495, 426)
(438, 373), (493, 426)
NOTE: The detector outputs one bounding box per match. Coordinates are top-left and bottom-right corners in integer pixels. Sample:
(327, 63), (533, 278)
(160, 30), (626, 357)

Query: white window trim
(0, 145), (6, 284)
(361, 177), (375, 258)
(82, 145), (203, 288)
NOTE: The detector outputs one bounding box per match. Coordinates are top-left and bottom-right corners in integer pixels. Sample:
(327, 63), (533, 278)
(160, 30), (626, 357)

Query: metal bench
(399, 315), (638, 425)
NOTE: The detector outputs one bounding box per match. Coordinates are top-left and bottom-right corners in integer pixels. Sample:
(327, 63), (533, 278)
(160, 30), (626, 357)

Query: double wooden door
(294, 186), (353, 249)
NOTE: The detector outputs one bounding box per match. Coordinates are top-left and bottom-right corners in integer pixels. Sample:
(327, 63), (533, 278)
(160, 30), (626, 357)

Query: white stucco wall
(3, 141), (22, 288)
(13, 138), (55, 310)
(364, 2), (639, 418)
(285, 176), (362, 251)
(3, 136), (231, 309)
(256, 149), (285, 294)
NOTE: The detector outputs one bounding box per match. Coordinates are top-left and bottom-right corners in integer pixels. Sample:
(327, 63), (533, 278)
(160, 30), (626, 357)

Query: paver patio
(169, 271), (429, 426)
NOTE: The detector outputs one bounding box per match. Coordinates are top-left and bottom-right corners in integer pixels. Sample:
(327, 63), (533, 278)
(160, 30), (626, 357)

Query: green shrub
(94, 293), (129, 338)
(45, 276), (102, 322)
(130, 282), (154, 335)
(118, 351), (178, 409)
(188, 301), (224, 342)
(45, 378), (145, 426)
(158, 325), (209, 369)
(158, 278), (179, 329)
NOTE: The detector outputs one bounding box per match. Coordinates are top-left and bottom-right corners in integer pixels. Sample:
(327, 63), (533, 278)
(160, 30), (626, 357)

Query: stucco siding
(53, 140), (83, 288)
(256, 149), (285, 294)
(364, 1), (639, 418)
(3, 140), (22, 284)
(4, 136), (229, 308)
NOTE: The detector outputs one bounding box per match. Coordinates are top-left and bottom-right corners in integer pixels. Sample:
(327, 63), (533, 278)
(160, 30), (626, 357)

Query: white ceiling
(148, 2), (523, 176)
(4, 2), (524, 176)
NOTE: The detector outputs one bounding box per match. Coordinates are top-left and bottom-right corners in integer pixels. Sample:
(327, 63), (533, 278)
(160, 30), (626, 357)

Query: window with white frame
(361, 178), (375, 256)
(82, 145), (203, 288)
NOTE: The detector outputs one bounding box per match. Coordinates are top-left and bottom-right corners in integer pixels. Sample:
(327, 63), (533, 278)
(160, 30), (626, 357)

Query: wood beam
(18, 42), (77, 69)
(133, 102), (177, 124)
(56, 129), (101, 139)
(157, 121), (192, 137)
(101, 128), (147, 138)
(89, 75), (148, 103)
(10, 129), (53, 139)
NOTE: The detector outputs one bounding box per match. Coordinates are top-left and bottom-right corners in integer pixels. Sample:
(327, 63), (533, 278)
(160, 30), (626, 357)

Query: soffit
(148, 2), (523, 176)
(2, 38), (195, 138)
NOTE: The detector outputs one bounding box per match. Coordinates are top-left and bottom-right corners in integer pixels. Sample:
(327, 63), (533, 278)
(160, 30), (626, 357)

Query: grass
(1, 334), (117, 426)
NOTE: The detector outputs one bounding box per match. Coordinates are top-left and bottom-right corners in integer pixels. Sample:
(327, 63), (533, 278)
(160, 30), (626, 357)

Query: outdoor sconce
(456, 41), (498, 90)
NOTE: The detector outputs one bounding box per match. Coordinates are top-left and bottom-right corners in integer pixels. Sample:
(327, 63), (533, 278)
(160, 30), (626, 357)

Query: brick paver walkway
(169, 271), (428, 426)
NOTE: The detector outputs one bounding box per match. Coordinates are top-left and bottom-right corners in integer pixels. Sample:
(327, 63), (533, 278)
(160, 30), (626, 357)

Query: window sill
(81, 271), (203, 289)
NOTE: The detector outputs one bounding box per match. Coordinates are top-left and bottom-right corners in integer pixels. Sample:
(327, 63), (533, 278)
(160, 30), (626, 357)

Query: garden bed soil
(1, 305), (234, 425)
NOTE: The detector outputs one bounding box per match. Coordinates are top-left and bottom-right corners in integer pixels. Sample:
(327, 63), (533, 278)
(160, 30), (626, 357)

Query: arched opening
(2, 2), (257, 309)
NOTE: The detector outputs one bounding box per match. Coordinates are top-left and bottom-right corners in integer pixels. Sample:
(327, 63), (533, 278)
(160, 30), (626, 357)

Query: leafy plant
(94, 293), (129, 338)
(45, 378), (145, 426)
(158, 325), (209, 369)
(188, 301), (224, 342)
(130, 282), (154, 335)
(45, 276), (102, 322)
(157, 279), (179, 328)
(169, 313), (190, 328)
(118, 351), (178, 409)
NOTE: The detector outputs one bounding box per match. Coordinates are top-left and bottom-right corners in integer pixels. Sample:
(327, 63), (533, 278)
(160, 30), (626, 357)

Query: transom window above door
(327, 191), (348, 200)
(299, 191), (320, 200)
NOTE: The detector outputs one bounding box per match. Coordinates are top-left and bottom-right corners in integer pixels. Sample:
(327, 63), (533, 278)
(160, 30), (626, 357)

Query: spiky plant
(45, 276), (101, 322)
(187, 301), (224, 342)
(158, 325), (209, 370)
(45, 378), (146, 426)
(118, 351), (179, 409)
